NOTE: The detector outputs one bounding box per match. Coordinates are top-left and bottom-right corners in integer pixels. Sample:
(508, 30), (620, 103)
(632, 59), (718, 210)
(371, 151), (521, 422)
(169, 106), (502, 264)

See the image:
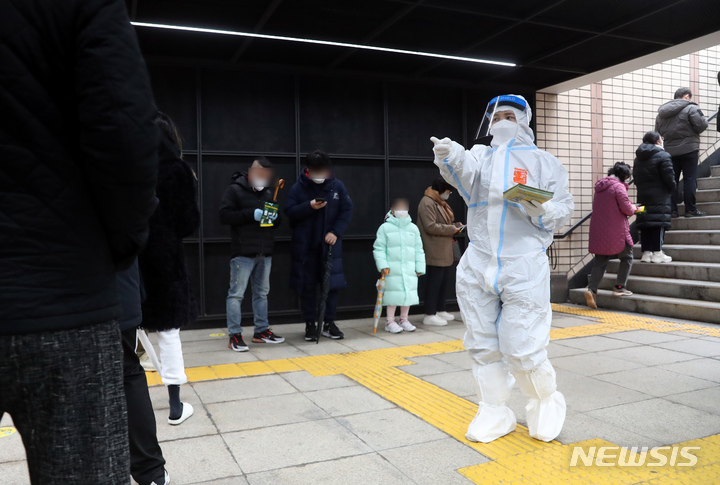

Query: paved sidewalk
(2, 306), (720, 484)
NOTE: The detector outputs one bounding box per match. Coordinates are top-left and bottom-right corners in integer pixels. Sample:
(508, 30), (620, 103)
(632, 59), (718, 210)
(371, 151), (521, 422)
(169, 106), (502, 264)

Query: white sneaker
(640, 251), (653, 263)
(385, 321), (404, 334)
(423, 315), (448, 326)
(437, 311), (456, 321)
(651, 251), (672, 263)
(398, 319), (416, 332)
(168, 402), (194, 426)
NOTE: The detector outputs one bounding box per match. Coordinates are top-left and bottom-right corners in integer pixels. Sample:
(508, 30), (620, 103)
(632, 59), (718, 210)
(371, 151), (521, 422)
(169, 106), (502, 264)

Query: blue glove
(254, 209), (263, 221)
(268, 211), (278, 221)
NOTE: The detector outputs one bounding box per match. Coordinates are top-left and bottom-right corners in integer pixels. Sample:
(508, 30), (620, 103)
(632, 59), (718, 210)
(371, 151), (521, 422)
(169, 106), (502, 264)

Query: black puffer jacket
(633, 143), (677, 229)
(139, 140), (200, 331)
(0, 0), (158, 335)
(219, 173), (281, 258)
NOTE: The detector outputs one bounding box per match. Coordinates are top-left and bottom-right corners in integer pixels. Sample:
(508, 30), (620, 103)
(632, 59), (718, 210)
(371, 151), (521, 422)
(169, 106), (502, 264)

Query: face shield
(474, 95), (530, 141)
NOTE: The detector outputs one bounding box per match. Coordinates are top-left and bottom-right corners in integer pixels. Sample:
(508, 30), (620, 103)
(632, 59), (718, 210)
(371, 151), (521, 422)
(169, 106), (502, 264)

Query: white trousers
(155, 329), (187, 386)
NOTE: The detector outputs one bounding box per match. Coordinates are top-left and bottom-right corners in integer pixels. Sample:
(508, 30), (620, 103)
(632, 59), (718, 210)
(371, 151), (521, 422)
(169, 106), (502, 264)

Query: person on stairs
(633, 131), (676, 264)
(373, 198), (426, 333)
(584, 162), (637, 309)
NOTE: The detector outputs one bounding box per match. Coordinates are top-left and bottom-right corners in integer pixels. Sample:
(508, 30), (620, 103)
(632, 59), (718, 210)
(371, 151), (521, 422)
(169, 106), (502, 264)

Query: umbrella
(315, 245), (334, 343)
(373, 269), (389, 333)
(137, 328), (162, 374)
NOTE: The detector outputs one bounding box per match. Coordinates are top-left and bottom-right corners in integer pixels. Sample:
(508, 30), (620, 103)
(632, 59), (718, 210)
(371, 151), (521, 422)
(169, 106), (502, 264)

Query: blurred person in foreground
(0, 0), (159, 483)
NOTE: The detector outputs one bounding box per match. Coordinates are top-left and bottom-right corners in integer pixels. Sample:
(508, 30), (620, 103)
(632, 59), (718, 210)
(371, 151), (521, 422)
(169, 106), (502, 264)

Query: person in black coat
(138, 112), (200, 426)
(117, 261), (169, 485)
(219, 157), (284, 352)
(633, 131), (677, 264)
(0, 0), (158, 482)
(286, 150), (353, 341)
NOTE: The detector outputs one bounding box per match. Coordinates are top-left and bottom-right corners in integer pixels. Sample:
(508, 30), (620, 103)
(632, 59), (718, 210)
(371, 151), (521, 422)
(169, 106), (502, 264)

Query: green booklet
(503, 184), (554, 204)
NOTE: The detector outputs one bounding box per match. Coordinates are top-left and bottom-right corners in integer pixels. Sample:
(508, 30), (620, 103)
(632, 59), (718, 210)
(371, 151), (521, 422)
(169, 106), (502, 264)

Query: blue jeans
(226, 256), (272, 335)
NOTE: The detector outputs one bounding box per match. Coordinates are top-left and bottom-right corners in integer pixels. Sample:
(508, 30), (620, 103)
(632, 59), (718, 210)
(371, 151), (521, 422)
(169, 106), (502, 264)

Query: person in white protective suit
(430, 94), (574, 443)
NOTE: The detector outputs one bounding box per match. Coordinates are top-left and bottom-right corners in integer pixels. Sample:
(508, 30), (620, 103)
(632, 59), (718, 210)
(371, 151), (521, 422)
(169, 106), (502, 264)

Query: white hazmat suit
(431, 95), (574, 443)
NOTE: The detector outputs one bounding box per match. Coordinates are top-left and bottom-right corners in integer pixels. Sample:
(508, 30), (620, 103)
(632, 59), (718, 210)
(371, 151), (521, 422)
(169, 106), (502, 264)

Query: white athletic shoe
(168, 402), (194, 426)
(437, 311), (456, 321)
(640, 251), (653, 263)
(398, 319), (416, 332)
(651, 251), (672, 263)
(423, 315), (448, 326)
(385, 321), (404, 334)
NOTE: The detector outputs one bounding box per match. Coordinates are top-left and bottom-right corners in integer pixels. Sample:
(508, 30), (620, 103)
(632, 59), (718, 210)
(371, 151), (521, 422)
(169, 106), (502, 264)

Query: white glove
(430, 136), (453, 160)
(519, 199), (546, 218)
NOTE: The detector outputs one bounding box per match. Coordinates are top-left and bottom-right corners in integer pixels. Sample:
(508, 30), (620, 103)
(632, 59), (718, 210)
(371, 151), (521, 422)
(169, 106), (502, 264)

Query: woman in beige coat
(417, 178), (463, 326)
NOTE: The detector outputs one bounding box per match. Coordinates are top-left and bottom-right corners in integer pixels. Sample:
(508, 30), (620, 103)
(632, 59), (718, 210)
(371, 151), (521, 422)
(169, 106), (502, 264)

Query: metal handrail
(553, 211), (592, 240)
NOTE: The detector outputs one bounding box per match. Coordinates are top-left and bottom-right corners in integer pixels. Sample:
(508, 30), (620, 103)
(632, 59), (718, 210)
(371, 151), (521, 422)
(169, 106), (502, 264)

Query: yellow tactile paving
(141, 305), (720, 483)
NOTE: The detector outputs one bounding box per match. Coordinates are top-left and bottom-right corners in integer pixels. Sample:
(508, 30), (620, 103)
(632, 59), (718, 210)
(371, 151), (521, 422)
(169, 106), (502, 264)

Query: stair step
(677, 202), (720, 216)
(569, 288), (720, 324)
(698, 177), (720, 190)
(608, 259), (720, 283)
(664, 230), (720, 245)
(712, 165), (720, 177)
(671, 215), (720, 230)
(696, 189), (720, 203)
(599, 273), (720, 301)
(633, 244), (720, 263)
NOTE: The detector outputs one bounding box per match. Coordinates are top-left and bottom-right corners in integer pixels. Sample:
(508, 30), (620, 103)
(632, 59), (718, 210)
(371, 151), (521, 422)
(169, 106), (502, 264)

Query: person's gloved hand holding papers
(503, 184), (554, 218)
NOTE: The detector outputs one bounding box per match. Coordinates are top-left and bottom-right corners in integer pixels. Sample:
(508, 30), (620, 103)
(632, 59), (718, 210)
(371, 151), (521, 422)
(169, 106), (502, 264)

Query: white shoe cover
(466, 402), (517, 443)
(514, 359), (566, 442)
(466, 361), (517, 443)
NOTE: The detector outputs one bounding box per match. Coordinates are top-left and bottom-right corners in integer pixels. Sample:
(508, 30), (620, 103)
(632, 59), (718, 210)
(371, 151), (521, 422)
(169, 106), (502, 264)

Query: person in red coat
(585, 162), (637, 308)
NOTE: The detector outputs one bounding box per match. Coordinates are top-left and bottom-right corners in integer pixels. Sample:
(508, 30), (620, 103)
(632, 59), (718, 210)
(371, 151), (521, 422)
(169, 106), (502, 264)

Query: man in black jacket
(0, 1), (159, 483)
(220, 157), (284, 351)
(656, 87), (709, 218)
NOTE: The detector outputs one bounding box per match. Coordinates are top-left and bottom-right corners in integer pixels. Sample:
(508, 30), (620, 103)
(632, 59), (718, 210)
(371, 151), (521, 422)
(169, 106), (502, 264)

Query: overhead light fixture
(131, 22), (516, 67)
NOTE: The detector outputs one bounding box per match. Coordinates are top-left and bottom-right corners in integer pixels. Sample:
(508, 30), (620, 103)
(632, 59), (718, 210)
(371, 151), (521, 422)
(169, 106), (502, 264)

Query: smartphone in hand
(315, 197), (326, 203)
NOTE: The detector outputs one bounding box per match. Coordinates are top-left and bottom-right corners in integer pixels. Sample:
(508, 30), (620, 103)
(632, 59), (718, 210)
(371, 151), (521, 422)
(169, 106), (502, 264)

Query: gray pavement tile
(431, 351), (472, 368)
(664, 386), (720, 415)
(162, 435), (243, 484)
(178, 339), (230, 354)
(337, 408), (448, 451)
(557, 412), (663, 449)
(423, 370), (476, 398)
(660, 358), (720, 383)
(305, 386), (396, 417)
(190, 477), (249, 485)
(155, 404), (218, 442)
(586, 398), (720, 445)
(179, 328), (230, 343)
(0, 461), (30, 485)
(373, 328), (457, 346)
(380, 438), (485, 485)
(558, 335), (640, 352)
(598, 345), (698, 366)
(550, 352), (645, 376)
(556, 369), (649, 413)
(207, 393), (328, 433)
(293, 339), (354, 356)
(246, 453), (414, 485)
(224, 419), (372, 474)
(281, 371), (356, 392)
(193, 375), (295, 404)
(428, 326), (467, 340)
(0, 425), (26, 464)
(551, 315), (600, 328)
(243, 343), (308, 361)
(182, 350), (259, 368)
(593, 366), (716, 398)
(653, 338), (720, 358)
(547, 342), (588, 358)
(605, 330), (689, 345)
(403, 356), (463, 377)
(338, 329), (397, 351)
(149, 385), (202, 411)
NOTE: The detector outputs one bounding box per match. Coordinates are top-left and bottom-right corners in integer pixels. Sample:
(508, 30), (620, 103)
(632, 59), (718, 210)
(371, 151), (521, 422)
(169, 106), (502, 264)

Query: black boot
(304, 321), (317, 342)
(323, 321), (344, 340)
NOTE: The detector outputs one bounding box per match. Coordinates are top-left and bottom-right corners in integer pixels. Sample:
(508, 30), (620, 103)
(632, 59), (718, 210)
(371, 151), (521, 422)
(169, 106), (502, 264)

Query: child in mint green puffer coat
(373, 198), (426, 334)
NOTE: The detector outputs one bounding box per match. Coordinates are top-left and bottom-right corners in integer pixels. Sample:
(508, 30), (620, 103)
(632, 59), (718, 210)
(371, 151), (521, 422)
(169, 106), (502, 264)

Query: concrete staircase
(569, 165), (720, 324)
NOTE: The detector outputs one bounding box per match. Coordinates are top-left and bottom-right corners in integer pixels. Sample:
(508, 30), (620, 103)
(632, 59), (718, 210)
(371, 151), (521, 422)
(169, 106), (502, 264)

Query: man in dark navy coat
(286, 150), (353, 341)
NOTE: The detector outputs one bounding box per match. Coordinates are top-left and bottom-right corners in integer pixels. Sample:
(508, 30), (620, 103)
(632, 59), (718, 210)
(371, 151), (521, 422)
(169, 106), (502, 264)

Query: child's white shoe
(385, 321), (404, 334)
(640, 251), (653, 263)
(398, 319), (416, 332)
